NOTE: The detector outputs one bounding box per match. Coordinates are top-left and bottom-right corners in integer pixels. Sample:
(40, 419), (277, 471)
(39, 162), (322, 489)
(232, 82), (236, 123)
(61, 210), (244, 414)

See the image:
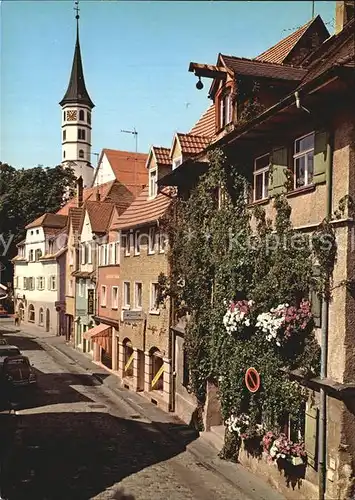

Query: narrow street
(0, 321), (273, 500)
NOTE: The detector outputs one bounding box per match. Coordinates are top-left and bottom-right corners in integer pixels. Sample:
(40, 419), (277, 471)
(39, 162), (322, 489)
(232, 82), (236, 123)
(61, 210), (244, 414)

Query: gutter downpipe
(319, 130), (333, 500)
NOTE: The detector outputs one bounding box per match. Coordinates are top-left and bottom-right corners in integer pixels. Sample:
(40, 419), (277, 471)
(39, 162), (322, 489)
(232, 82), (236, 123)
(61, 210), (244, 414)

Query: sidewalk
(0, 318), (284, 500)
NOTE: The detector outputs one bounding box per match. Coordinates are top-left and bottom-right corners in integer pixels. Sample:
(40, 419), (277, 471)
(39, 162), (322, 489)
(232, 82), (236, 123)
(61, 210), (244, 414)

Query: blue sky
(1, 1), (336, 169)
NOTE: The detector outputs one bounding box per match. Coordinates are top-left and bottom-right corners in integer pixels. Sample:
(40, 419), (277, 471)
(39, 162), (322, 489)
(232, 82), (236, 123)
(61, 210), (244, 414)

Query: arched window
(28, 304), (35, 323)
(79, 109), (84, 121)
(79, 149), (84, 159)
(150, 347), (164, 391)
(63, 130), (66, 141)
(39, 307), (44, 325)
(123, 339), (133, 378)
(78, 129), (86, 140)
(35, 249), (42, 261)
(29, 249), (34, 261)
(87, 112), (91, 124)
(63, 111), (66, 121)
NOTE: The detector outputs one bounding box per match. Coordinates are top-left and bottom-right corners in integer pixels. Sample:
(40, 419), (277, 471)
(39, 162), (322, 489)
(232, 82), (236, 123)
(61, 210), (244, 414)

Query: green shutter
(269, 147), (288, 195)
(305, 403), (319, 470)
(313, 130), (330, 185)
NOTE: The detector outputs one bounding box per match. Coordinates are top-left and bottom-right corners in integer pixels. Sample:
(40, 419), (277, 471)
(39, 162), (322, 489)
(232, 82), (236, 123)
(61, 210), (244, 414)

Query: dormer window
(172, 157), (183, 170)
(220, 88), (232, 129)
(149, 169), (157, 198)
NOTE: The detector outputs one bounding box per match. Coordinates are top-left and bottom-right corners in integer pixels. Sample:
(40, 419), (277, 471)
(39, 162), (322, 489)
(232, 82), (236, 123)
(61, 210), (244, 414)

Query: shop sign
(87, 289), (95, 315)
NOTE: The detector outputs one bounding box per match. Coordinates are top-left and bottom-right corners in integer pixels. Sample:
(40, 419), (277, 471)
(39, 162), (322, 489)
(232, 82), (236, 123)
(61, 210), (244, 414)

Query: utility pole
(121, 127), (138, 153)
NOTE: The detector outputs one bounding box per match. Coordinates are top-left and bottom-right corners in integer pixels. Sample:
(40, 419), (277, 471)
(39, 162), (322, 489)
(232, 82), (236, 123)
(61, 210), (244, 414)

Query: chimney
(335, 1), (355, 34)
(77, 176), (83, 208)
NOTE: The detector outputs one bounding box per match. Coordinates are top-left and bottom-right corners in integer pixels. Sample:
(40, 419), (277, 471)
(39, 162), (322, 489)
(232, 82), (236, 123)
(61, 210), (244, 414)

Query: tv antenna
(121, 127), (138, 153)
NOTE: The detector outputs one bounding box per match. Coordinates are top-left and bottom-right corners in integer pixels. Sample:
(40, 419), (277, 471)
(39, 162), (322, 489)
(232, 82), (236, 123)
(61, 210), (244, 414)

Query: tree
(0, 162), (76, 262)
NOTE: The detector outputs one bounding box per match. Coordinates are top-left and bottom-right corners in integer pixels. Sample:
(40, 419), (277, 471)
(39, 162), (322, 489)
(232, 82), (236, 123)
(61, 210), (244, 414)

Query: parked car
(1, 355), (37, 388)
(0, 346), (21, 366)
(0, 337), (9, 346)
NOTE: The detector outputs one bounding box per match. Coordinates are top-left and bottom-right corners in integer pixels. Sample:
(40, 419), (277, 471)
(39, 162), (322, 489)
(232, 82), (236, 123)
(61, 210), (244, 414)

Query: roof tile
(101, 149), (148, 196)
(189, 104), (216, 137)
(177, 133), (212, 155)
(153, 147), (171, 165)
(112, 187), (173, 231)
(26, 213), (67, 230)
(85, 201), (116, 233)
(221, 55), (306, 80)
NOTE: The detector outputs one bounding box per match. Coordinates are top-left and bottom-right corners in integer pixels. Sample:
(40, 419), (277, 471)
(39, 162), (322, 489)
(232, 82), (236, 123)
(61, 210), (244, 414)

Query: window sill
(149, 310), (160, 316)
(247, 198), (269, 208)
(286, 184), (316, 198)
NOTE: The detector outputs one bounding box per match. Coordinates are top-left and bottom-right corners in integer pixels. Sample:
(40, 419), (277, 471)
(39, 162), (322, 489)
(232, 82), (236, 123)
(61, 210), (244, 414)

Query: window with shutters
(293, 132), (315, 189)
(49, 275), (56, 291)
(304, 402), (319, 470)
(37, 277), (45, 290)
(253, 154), (270, 201)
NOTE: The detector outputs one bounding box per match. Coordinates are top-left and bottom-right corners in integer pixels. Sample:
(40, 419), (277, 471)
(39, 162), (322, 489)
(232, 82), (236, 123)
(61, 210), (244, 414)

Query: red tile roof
(176, 133), (212, 155)
(112, 187), (173, 231)
(26, 213), (67, 229)
(189, 104), (216, 137)
(84, 201), (116, 234)
(220, 55), (306, 81)
(68, 207), (83, 233)
(153, 147), (171, 165)
(255, 19), (313, 64)
(100, 149), (148, 196)
(57, 180), (116, 215)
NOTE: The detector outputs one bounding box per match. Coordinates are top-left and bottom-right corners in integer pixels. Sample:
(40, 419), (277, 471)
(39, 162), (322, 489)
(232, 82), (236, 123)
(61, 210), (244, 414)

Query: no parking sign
(245, 367), (260, 393)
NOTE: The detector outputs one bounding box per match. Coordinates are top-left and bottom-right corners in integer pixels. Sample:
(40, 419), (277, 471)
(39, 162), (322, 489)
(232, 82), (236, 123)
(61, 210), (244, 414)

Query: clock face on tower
(66, 110), (77, 121)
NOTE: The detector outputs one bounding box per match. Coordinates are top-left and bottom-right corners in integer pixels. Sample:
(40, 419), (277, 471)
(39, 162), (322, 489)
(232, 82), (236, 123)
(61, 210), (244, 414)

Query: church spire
(59, 1), (94, 108)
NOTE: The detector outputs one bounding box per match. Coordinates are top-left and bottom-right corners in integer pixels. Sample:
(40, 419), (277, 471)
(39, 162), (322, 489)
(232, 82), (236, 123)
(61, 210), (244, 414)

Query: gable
(93, 152), (114, 186)
(170, 135), (182, 161)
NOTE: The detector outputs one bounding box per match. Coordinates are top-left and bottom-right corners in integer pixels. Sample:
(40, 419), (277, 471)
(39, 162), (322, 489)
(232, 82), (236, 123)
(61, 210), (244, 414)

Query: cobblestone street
(0, 322), (279, 500)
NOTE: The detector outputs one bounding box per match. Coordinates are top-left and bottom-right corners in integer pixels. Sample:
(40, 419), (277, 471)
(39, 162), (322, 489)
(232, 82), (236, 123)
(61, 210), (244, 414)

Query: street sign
(122, 309), (144, 322)
(245, 367), (260, 393)
(87, 289), (95, 315)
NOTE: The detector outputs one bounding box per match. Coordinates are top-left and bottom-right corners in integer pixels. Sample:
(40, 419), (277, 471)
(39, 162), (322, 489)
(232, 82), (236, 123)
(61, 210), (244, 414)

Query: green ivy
(160, 148), (335, 433)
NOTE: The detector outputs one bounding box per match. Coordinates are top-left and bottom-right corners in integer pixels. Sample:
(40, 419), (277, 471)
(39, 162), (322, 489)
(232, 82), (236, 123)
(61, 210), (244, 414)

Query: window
(115, 241), (120, 264)
(122, 234), (130, 257)
(37, 277), (45, 290)
(79, 149), (84, 159)
(63, 111), (66, 121)
(35, 249), (42, 261)
(23, 277), (28, 290)
(220, 89), (232, 128)
(14, 276), (19, 289)
(39, 308), (44, 325)
(36, 230), (39, 235)
(149, 169), (157, 198)
(63, 150), (66, 159)
(27, 277), (35, 290)
(79, 279), (85, 297)
(112, 286), (118, 309)
(123, 282), (131, 308)
(68, 279), (73, 296)
(172, 157), (182, 170)
(78, 129), (86, 140)
(148, 227), (155, 254)
(87, 242), (92, 264)
(135, 282), (142, 309)
(29, 249), (34, 262)
(101, 285), (107, 307)
(48, 240), (54, 254)
(158, 231), (167, 254)
(150, 283), (159, 313)
(134, 230), (140, 256)
(69, 249), (74, 266)
(294, 133), (314, 189)
(28, 304), (35, 323)
(79, 109), (85, 121)
(49, 276), (56, 291)
(253, 154), (270, 201)
(87, 111), (91, 124)
(63, 130), (66, 141)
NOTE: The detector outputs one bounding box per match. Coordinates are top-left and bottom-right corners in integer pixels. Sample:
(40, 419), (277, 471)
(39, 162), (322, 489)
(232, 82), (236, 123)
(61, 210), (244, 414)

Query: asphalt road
(0, 328), (247, 500)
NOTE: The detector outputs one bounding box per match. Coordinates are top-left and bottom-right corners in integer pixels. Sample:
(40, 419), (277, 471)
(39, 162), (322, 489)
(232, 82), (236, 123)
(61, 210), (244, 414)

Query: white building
(59, 14), (95, 188)
(13, 214), (67, 335)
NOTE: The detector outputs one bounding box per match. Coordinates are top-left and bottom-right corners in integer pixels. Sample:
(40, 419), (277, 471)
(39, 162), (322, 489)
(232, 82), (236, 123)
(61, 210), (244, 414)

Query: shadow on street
(0, 410), (196, 500)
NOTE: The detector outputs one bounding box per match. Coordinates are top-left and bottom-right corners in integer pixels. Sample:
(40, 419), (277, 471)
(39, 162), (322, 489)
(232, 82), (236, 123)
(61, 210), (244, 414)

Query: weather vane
(74, 0), (80, 20)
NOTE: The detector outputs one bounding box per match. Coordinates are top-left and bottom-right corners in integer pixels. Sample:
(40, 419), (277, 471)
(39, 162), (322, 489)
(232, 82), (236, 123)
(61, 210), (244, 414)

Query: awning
(83, 323), (112, 352)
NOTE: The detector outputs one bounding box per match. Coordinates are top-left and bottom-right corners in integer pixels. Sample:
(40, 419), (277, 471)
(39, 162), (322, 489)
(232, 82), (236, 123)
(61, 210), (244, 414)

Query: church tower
(59, 2), (94, 188)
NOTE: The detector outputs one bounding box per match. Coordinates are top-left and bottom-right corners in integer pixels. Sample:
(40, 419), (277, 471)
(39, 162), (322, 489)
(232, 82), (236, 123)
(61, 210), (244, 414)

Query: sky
(1, 0), (336, 169)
